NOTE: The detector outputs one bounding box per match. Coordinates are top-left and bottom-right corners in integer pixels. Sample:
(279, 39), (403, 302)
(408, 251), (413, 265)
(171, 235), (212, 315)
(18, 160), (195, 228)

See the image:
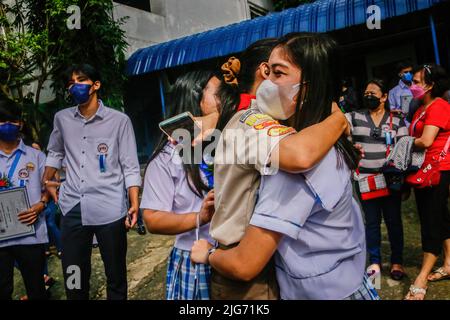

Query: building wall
(113, 0), (273, 58)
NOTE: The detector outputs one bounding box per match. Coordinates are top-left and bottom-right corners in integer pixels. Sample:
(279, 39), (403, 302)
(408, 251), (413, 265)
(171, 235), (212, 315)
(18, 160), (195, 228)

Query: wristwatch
(207, 247), (217, 263)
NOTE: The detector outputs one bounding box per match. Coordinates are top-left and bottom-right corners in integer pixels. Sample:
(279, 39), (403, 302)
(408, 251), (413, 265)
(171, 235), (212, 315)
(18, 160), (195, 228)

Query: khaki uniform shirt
(210, 105), (296, 245)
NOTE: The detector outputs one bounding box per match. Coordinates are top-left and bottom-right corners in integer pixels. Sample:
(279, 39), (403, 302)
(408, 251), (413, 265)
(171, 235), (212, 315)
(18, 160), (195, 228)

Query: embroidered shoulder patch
(267, 126), (296, 137)
(239, 109), (258, 123)
(254, 120), (279, 130)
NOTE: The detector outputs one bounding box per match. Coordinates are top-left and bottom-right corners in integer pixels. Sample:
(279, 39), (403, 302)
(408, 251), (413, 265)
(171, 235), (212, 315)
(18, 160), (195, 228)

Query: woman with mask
(191, 33), (378, 300)
(0, 97), (50, 300)
(346, 79), (408, 281)
(405, 64), (450, 300)
(200, 37), (350, 300)
(141, 70), (220, 300)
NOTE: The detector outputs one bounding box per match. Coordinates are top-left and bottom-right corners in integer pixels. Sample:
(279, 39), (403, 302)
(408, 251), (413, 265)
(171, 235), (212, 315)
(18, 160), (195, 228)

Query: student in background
(0, 97), (50, 300)
(389, 62), (413, 118)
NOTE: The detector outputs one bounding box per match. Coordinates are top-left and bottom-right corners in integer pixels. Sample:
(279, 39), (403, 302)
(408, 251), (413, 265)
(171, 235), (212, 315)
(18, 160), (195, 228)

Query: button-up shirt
(46, 100), (141, 226)
(388, 80), (413, 113)
(140, 144), (213, 251)
(250, 148), (366, 300)
(0, 140), (48, 248)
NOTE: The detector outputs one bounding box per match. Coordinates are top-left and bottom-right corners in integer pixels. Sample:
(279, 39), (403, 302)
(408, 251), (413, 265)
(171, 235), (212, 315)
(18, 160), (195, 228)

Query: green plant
(0, 0), (128, 143)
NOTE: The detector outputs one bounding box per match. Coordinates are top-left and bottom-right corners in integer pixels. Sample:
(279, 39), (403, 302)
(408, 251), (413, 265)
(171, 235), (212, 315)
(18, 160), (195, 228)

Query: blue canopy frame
(127, 0), (445, 76)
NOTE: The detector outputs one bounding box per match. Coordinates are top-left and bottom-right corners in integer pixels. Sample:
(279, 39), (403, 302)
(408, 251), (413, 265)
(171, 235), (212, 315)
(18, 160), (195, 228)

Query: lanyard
(8, 150), (22, 181)
(99, 154), (106, 173)
(385, 112), (395, 157)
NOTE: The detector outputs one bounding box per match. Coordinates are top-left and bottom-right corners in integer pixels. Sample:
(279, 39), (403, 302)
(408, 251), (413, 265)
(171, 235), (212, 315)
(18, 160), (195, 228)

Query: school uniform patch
(239, 109), (257, 123)
(97, 143), (109, 154)
(254, 120), (279, 130)
(25, 162), (35, 172)
(267, 126), (296, 137)
(18, 168), (29, 179)
(245, 114), (272, 127)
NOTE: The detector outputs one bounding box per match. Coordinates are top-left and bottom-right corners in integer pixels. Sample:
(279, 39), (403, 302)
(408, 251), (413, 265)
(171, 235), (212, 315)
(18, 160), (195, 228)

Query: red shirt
(410, 98), (450, 170)
(237, 93), (256, 111)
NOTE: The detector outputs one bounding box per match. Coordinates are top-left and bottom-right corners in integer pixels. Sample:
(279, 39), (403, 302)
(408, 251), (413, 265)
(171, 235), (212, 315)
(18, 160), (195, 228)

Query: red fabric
(368, 175), (377, 191)
(361, 189), (390, 201)
(410, 98), (450, 171)
(237, 94), (256, 111)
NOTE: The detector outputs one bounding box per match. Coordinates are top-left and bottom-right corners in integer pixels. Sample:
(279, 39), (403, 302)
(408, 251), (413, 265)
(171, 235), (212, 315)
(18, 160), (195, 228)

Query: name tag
(97, 143), (109, 173)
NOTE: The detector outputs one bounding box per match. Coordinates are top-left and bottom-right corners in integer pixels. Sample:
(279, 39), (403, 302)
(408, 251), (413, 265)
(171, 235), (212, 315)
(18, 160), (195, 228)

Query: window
(248, 1), (269, 18)
(114, 0), (151, 12)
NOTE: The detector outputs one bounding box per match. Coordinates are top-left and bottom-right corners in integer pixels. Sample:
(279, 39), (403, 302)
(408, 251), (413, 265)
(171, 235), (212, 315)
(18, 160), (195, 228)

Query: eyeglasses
(423, 64), (432, 75)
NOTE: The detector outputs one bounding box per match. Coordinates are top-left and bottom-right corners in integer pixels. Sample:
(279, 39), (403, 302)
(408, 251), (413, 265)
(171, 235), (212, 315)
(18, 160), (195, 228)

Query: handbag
(354, 170), (390, 201)
(354, 113), (396, 200)
(406, 136), (450, 188)
(381, 112), (405, 192)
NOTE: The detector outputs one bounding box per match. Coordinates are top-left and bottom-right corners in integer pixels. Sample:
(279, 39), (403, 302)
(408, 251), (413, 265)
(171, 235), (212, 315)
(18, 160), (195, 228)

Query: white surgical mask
(256, 80), (300, 120)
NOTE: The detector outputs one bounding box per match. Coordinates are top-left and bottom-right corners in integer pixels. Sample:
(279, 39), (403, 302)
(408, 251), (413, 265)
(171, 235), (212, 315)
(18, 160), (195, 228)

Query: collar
(398, 79), (409, 89)
(237, 93), (256, 111)
(0, 139), (27, 158)
(74, 99), (107, 120)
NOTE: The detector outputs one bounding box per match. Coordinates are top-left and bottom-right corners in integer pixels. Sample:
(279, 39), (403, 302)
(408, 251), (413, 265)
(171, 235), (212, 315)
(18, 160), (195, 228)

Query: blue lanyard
(8, 150), (22, 181)
(99, 154), (106, 173)
(199, 161), (214, 189)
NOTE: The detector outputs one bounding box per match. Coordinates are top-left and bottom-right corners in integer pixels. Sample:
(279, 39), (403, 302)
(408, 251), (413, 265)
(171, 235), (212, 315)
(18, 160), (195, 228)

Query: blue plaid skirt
(344, 275), (381, 300)
(166, 247), (211, 300)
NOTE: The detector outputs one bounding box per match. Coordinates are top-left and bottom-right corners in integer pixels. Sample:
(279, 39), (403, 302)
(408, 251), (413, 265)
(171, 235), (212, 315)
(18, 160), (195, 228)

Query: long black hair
(216, 38), (278, 132)
(275, 32), (360, 170)
(147, 70), (219, 198)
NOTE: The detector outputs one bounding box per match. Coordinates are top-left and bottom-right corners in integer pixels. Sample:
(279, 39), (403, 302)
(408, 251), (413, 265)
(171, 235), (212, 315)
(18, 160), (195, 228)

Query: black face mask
(363, 95), (381, 110)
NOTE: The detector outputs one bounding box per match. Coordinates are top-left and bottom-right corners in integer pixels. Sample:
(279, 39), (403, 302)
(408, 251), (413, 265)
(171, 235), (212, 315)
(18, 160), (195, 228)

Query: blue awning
(127, 0), (444, 76)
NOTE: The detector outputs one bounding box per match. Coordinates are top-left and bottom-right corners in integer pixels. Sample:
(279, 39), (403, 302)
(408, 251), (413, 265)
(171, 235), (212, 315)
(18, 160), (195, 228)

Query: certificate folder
(0, 187), (35, 241)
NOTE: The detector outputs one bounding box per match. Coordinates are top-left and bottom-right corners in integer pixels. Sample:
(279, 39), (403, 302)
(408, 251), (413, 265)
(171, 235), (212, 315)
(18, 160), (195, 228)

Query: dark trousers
(0, 244), (47, 300)
(414, 171), (450, 256)
(361, 192), (404, 265)
(61, 204), (127, 300)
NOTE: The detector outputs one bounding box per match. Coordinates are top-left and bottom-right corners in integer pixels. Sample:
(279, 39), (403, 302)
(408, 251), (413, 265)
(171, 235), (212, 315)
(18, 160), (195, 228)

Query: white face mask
(256, 80), (300, 120)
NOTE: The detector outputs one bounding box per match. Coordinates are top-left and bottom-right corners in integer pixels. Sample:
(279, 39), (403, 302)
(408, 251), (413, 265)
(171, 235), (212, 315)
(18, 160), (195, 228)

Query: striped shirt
(346, 110), (409, 174)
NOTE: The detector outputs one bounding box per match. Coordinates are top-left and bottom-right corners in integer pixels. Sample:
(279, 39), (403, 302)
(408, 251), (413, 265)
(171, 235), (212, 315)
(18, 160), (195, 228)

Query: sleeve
(345, 112), (353, 133)
(235, 111), (296, 176)
(45, 114), (65, 170)
(140, 151), (175, 212)
(250, 172), (316, 239)
(37, 151), (46, 182)
(424, 102), (450, 129)
(388, 89), (397, 110)
(118, 116), (142, 188)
